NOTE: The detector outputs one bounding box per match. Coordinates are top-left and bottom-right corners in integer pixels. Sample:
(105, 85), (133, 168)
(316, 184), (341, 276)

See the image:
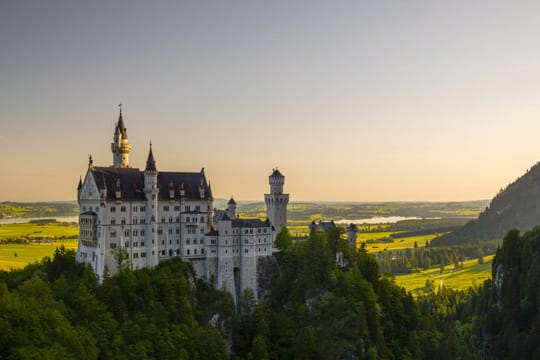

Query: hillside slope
(433, 162), (540, 246)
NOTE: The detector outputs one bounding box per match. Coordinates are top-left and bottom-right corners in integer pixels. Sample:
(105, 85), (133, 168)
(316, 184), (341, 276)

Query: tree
(112, 246), (130, 271)
(275, 227), (292, 250)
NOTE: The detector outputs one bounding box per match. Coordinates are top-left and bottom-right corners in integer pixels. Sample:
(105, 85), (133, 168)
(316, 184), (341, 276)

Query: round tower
(144, 143), (159, 268)
(347, 223), (358, 248)
(264, 168), (289, 236)
(227, 197), (237, 218)
(111, 106), (132, 168)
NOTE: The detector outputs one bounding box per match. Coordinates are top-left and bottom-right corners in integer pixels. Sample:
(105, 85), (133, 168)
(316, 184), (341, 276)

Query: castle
(76, 109), (289, 301)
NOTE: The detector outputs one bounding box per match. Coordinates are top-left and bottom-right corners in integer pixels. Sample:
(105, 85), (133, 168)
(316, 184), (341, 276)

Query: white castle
(76, 109), (289, 301)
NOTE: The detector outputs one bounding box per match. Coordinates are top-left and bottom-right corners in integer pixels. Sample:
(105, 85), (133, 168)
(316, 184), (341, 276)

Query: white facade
(76, 111), (288, 301)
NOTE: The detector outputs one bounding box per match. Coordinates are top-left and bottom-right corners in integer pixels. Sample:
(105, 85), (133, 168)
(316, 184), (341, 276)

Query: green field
(0, 240), (78, 271)
(0, 222), (79, 271)
(0, 221), (78, 241)
(394, 255), (494, 296)
(363, 233), (442, 253)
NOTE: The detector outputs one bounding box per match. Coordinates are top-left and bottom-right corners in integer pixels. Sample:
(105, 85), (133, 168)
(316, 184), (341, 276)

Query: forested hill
(432, 162), (540, 246)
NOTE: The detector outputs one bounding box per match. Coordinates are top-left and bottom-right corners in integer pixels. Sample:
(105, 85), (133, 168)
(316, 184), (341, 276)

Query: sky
(1, 1), (540, 202)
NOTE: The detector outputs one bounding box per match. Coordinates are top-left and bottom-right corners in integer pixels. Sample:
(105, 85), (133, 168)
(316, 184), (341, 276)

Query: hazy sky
(2, 1), (540, 202)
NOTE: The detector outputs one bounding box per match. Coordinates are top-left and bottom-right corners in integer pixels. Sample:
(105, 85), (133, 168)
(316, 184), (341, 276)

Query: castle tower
(264, 168), (289, 234)
(227, 197), (237, 218)
(143, 143), (159, 268)
(347, 223), (358, 248)
(111, 107), (132, 168)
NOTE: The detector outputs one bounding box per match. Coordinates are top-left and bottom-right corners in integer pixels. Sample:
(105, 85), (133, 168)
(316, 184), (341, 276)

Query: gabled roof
(88, 167), (212, 201)
(231, 218), (271, 228)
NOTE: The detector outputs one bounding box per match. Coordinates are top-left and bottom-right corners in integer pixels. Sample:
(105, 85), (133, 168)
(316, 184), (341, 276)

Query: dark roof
(214, 210), (232, 222)
(89, 167), (212, 201)
(145, 145), (157, 172)
(77, 177), (83, 190)
(228, 197), (236, 205)
(117, 110), (127, 139)
(231, 218), (271, 228)
(270, 168), (284, 178)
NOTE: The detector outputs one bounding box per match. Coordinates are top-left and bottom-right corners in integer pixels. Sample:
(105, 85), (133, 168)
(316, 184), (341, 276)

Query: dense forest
(0, 228), (481, 359)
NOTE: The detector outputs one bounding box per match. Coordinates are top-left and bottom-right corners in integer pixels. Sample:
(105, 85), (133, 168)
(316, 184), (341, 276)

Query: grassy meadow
(394, 255), (494, 296)
(0, 240), (78, 271)
(0, 221), (78, 271)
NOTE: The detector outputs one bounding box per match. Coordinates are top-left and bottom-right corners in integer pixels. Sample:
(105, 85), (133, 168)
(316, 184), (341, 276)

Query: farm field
(362, 233), (442, 253)
(394, 255), (494, 296)
(0, 240), (78, 271)
(0, 221), (78, 241)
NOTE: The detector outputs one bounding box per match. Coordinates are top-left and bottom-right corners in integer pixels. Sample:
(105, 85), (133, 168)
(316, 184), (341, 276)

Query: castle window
(245, 249), (248, 253)
(141, 230), (145, 236)
(186, 217), (190, 223)
(258, 229), (261, 234)
(250, 229), (254, 234)
(125, 241), (129, 247)
(176, 217), (180, 223)
(169, 239), (172, 245)
(161, 217), (165, 223)
(200, 216), (204, 222)
(133, 253), (138, 258)
(200, 239), (204, 244)
(133, 206), (138, 212)
(163, 206), (169, 211)
(141, 218), (146, 224)
(187, 239), (190, 244)
(133, 218), (138, 224)
(121, 219), (126, 225)
(200, 228), (204, 234)
(111, 206), (116, 213)
(169, 217), (173, 223)
(185, 205), (190, 211)
(124, 229), (129, 236)
(161, 240), (164, 245)
(194, 249), (197, 255)
(110, 243), (117, 249)
(111, 218), (116, 225)
(264, 229), (267, 233)
(141, 252), (146, 258)
(158, 229), (162, 235)
(168, 229), (173, 235)
(120, 206), (126, 212)
(174, 206), (180, 211)
(82, 206), (87, 212)
(187, 249), (190, 255)
(201, 249), (204, 254)
(140, 206), (145, 211)
(110, 230), (117, 238)
(177, 239), (179, 244)
(195, 205), (200, 211)
(176, 228), (180, 234)
(134, 242), (138, 247)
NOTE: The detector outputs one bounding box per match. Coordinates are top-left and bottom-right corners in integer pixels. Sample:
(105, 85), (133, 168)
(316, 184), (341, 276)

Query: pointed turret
(77, 176), (83, 190)
(145, 142), (157, 173)
(111, 105), (131, 168)
(227, 197), (237, 218)
(207, 181), (213, 200)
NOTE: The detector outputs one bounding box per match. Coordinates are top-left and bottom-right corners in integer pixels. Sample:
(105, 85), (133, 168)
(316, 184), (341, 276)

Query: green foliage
(275, 227), (292, 250)
(0, 250), (233, 359)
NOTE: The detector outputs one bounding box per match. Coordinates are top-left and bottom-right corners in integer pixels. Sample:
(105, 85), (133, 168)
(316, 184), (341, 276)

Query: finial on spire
(88, 154), (93, 167)
(145, 142), (157, 173)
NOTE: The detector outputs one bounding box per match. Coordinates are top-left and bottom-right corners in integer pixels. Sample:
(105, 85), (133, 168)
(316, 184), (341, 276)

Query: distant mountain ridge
(432, 162), (540, 246)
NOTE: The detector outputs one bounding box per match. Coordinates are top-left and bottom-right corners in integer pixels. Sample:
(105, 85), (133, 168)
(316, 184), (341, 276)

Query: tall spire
(117, 104), (127, 139)
(145, 142), (157, 173)
(111, 105), (131, 168)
